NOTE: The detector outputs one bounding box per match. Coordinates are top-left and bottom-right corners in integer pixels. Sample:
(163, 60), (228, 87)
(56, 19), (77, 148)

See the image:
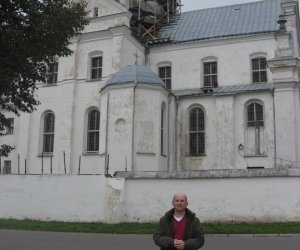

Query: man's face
(172, 194), (188, 212)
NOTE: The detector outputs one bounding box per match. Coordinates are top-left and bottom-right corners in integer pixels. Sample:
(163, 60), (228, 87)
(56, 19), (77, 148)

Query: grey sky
(181, 0), (260, 12)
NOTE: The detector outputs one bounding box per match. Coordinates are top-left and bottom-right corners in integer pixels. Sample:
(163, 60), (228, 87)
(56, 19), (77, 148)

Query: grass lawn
(0, 219), (300, 234)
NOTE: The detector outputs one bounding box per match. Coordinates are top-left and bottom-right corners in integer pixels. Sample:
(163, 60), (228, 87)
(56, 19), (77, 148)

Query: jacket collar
(165, 208), (195, 219)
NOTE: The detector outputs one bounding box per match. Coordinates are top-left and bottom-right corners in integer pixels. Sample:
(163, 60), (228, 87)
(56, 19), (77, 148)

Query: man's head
(172, 193), (188, 213)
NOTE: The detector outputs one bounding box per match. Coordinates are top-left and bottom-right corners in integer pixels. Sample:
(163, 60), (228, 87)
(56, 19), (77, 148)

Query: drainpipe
(272, 90), (277, 168)
(105, 92), (110, 173)
(131, 81), (138, 171)
(175, 96), (179, 172)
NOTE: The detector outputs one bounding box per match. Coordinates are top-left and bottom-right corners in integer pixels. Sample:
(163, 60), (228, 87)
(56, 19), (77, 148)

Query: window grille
(252, 58), (267, 83)
(247, 102), (264, 127)
(91, 57), (102, 80)
(159, 66), (172, 89)
(87, 109), (100, 152)
(189, 107), (205, 155)
(246, 101), (264, 155)
(43, 113), (55, 153)
(203, 62), (218, 88)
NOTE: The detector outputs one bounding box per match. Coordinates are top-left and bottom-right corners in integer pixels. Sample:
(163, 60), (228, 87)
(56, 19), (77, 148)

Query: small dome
(107, 65), (165, 86)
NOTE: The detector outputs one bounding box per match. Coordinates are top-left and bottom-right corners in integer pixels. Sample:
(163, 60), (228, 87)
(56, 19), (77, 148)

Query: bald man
(153, 193), (204, 250)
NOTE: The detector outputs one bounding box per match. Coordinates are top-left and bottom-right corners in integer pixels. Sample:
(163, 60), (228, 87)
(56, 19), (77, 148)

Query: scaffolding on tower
(129, 0), (181, 45)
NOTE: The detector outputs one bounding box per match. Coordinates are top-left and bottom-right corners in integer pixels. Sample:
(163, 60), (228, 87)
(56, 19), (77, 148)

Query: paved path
(0, 230), (299, 250)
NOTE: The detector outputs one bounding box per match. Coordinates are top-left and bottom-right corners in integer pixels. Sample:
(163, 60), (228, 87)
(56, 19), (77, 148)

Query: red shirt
(173, 216), (186, 240)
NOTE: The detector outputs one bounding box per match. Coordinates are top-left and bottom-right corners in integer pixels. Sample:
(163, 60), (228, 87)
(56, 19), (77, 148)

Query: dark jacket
(153, 208), (205, 250)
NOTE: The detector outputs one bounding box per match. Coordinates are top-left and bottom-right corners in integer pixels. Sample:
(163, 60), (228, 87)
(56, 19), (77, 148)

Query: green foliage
(0, 0), (89, 156)
(0, 219), (300, 234)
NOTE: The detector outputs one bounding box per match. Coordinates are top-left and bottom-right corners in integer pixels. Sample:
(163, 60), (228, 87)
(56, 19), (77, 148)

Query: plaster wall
(0, 175), (113, 222)
(124, 177), (300, 223)
(1, 175), (299, 223)
(105, 87), (134, 174)
(176, 92), (275, 170)
(22, 84), (75, 175)
(69, 81), (104, 174)
(274, 86), (298, 167)
(134, 87), (169, 171)
(75, 37), (113, 81)
(177, 97), (217, 170)
(233, 93), (275, 169)
(148, 36), (276, 90)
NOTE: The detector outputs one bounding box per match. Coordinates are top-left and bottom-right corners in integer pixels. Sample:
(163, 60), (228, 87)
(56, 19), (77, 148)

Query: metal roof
(172, 83), (274, 97)
(156, 0), (281, 43)
(106, 65), (165, 86)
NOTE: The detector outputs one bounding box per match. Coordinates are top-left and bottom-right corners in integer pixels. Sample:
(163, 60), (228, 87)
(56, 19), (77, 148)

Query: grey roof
(106, 64), (165, 86)
(156, 0), (281, 43)
(172, 83), (274, 97)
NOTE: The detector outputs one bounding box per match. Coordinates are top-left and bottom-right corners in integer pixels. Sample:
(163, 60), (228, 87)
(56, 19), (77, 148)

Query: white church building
(1, 0), (300, 223)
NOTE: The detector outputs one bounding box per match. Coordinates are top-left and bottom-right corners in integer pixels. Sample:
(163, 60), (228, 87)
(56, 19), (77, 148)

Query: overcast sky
(181, 0), (260, 12)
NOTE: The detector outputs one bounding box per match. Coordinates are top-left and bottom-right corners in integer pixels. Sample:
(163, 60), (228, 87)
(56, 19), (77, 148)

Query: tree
(0, 0), (89, 156)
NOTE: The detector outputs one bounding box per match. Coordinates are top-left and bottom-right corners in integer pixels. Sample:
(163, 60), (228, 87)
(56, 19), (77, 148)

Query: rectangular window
(6, 118), (14, 134)
(91, 57), (102, 80)
(203, 62), (218, 88)
(3, 161), (11, 174)
(47, 62), (58, 84)
(159, 66), (172, 89)
(252, 58), (267, 83)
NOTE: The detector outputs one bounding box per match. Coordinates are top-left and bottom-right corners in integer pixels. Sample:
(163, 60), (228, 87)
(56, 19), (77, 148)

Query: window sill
(87, 79), (102, 82)
(40, 83), (58, 87)
(37, 153), (54, 157)
(186, 154), (206, 158)
(137, 152), (156, 156)
(244, 154), (267, 158)
(82, 152), (100, 156)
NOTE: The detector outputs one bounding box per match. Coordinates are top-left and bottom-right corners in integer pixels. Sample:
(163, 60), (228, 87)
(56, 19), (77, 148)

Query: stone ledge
(113, 168), (300, 179)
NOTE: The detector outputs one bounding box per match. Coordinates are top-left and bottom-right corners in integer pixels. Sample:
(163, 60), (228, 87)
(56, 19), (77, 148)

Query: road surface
(0, 230), (299, 250)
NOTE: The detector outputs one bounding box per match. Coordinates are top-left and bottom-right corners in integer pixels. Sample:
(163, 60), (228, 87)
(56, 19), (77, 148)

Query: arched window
(189, 107), (205, 155)
(43, 112), (55, 153)
(161, 102), (167, 155)
(245, 101), (264, 155)
(87, 109), (100, 152)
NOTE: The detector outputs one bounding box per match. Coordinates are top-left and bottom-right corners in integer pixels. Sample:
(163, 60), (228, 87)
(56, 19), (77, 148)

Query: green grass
(0, 219), (300, 234)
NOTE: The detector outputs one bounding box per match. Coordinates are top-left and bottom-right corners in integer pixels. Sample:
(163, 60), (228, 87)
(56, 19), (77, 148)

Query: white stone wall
(1, 175), (299, 223)
(175, 92), (275, 170)
(123, 176), (300, 223)
(0, 175), (116, 222)
(148, 35), (277, 90)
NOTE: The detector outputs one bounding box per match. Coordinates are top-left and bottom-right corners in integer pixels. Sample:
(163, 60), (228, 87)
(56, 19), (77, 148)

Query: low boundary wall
(0, 170), (299, 223)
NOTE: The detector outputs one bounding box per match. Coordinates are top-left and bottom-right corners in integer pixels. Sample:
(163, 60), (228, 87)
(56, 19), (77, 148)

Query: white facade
(0, 0), (300, 223)
(0, 173), (299, 223)
(0, 0), (300, 222)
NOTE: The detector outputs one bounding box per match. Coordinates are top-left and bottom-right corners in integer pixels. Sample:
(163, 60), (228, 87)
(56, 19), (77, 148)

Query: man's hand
(174, 239), (185, 250)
